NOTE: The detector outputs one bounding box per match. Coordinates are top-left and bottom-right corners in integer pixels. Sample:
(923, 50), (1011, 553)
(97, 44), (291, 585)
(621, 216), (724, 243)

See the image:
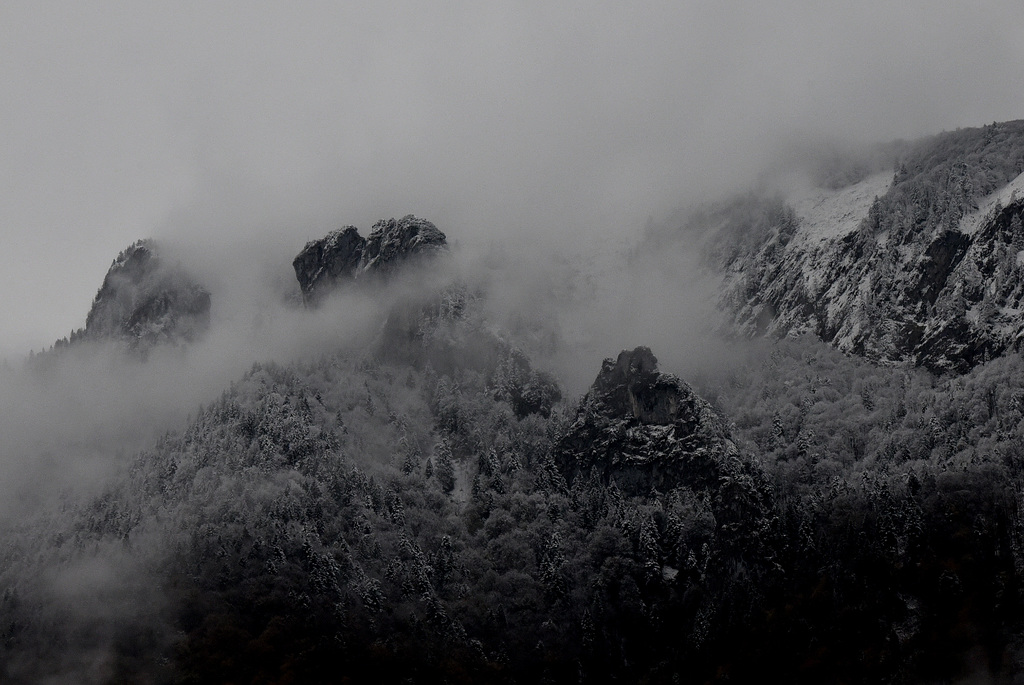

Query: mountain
(55, 239), (210, 352)
(10, 124), (1024, 683)
(293, 217), (561, 417)
(646, 120), (1024, 373)
(556, 346), (741, 495)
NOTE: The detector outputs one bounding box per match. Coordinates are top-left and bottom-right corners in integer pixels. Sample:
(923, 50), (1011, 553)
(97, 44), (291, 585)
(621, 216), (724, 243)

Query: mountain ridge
(8, 120), (1024, 682)
(643, 120), (1024, 374)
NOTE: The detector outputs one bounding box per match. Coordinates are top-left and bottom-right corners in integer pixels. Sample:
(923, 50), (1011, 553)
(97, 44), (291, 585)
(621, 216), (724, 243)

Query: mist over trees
(7, 123), (1024, 683)
(6, 314), (1024, 682)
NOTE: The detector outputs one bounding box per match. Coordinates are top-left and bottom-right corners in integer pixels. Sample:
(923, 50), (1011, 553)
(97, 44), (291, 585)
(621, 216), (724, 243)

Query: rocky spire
(556, 347), (736, 495)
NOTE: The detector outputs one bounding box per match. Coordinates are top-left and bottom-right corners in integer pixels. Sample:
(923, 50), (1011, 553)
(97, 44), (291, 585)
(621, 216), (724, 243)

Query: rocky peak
(556, 347), (736, 495)
(592, 347), (684, 425)
(361, 215), (447, 274)
(78, 239), (211, 349)
(293, 215), (447, 305)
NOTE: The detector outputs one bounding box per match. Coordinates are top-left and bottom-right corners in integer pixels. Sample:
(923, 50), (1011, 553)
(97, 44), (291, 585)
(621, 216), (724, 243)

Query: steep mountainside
(62, 239), (210, 350)
(651, 120), (1024, 373)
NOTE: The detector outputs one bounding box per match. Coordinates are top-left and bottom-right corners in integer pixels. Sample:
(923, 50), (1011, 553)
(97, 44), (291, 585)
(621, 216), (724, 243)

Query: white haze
(0, 280), (377, 519)
(3, 2), (1024, 356)
(1, 0), (1022, 514)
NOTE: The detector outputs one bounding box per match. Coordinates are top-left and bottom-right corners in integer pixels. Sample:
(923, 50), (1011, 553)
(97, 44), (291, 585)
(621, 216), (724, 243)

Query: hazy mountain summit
(293, 214), (448, 305)
(55, 239), (211, 352)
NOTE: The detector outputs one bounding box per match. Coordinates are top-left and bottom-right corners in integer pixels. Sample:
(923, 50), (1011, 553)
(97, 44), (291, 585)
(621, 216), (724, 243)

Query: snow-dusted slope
(772, 171), (894, 318)
(787, 170), (894, 244)
(711, 163), (1024, 372)
(713, 172), (894, 349)
(960, 170), (1024, 236)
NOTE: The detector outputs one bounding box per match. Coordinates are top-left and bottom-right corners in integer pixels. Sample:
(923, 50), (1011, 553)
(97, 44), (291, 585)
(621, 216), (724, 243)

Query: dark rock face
(912, 231), (971, 306)
(361, 215), (447, 274)
(292, 226), (364, 304)
(591, 347), (687, 426)
(293, 215), (447, 305)
(81, 240), (210, 348)
(556, 347), (737, 495)
(913, 198), (1024, 372)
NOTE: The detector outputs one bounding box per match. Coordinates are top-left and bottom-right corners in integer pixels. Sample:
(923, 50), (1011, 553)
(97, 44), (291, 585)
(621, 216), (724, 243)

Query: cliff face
(79, 240), (210, 349)
(291, 226), (365, 304)
(360, 215), (448, 275)
(649, 121), (1024, 374)
(293, 215), (447, 305)
(556, 347), (740, 496)
(913, 197), (1024, 370)
(715, 182), (1024, 374)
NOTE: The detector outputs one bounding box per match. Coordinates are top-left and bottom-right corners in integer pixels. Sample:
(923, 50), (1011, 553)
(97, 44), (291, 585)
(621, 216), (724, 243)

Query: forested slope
(7, 126), (1024, 683)
(6, 323), (1024, 682)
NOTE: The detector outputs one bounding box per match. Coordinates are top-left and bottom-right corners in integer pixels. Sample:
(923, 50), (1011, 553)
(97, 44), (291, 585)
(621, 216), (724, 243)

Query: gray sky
(3, 1), (1024, 356)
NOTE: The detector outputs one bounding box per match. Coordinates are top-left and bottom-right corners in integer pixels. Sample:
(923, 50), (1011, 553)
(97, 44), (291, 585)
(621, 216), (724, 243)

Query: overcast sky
(2, 1), (1024, 356)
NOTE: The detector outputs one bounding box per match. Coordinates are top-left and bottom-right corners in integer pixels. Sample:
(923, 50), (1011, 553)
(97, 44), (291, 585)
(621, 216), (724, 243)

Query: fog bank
(3, 2), (1024, 355)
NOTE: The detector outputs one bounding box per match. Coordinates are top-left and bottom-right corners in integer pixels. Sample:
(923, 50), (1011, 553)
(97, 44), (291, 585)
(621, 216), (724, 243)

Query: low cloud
(3, 3), (1024, 355)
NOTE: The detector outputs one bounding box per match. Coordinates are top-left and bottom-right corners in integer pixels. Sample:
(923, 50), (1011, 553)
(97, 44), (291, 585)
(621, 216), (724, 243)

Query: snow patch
(453, 460), (473, 507)
(966, 303), (981, 324)
(787, 171), (894, 244)
(960, 171), (1024, 236)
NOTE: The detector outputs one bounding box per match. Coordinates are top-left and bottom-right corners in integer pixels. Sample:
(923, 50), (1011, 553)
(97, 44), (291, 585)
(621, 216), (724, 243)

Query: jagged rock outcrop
(293, 215), (447, 305)
(75, 239), (210, 349)
(555, 347), (740, 495)
(292, 227), (365, 302)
